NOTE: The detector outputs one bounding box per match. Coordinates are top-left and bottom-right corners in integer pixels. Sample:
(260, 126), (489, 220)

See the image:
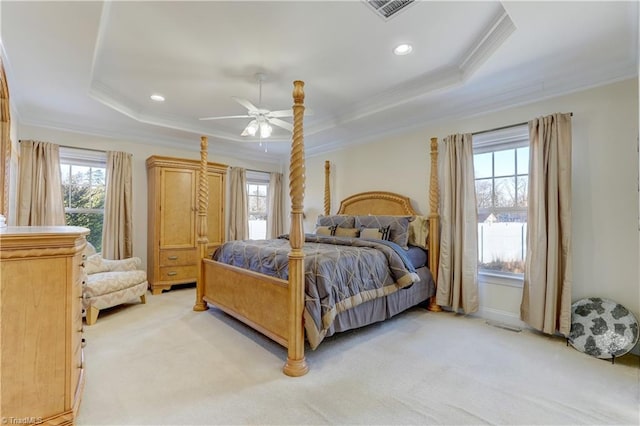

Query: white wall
(302, 78), (640, 335)
(16, 125), (282, 270)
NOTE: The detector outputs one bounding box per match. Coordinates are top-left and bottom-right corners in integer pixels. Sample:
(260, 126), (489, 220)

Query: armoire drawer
(158, 265), (197, 282)
(159, 249), (197, 267)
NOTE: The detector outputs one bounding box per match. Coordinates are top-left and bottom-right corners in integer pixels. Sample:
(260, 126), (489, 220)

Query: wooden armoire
(0, 226), (89, 424)
(146, 156), (227, 295)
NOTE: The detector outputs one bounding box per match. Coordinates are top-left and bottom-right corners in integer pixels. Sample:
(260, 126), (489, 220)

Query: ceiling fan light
(260, 122), (272, 138)
(244, 119), (259, 136)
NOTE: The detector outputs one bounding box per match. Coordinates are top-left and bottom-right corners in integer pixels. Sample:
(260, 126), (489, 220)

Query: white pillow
(408, 215), (429, 249)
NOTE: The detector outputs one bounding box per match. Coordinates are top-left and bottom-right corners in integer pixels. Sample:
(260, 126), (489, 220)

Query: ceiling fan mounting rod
(256, 72), (266, 106)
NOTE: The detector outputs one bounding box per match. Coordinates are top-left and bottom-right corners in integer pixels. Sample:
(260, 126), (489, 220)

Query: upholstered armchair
(82, 242), (148, 325)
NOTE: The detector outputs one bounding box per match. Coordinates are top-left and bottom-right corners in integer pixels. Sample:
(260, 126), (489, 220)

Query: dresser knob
(168, 255), (178, 260)
(167, 271), (178, 277)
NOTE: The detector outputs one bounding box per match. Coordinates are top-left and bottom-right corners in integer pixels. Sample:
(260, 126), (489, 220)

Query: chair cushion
(84, 270), (148, 298)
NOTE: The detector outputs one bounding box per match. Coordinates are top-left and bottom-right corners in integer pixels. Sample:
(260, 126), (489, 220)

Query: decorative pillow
(355, 215), (413, 249)
(334, 227), (359, 238)
(314, 225), (336, 236)
(359, 226), (389, 241)
(408, 215), (429, 249)
(316, 215), (355, 229)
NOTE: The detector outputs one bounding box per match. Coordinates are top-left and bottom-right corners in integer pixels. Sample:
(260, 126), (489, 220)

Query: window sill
(478, 271), (524, 288)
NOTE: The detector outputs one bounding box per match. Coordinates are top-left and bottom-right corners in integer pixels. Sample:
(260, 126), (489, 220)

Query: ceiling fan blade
(268, 117), (293, 132)
(267, 109), (293, 118)
(232, 96), (259, 113)
(199, 115), (251, 121)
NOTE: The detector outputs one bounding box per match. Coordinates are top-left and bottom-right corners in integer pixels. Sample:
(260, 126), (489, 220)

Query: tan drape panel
(102, 151), (133, 259)
(437, 133), (479, 314)
(267, 172), (284, 239)
(521, 113), (573, 335)
(17, 140), (65, 226)
(229, 167), (248, 240)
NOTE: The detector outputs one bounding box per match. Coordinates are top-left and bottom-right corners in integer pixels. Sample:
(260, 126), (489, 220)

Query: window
(473, 125), (529, 276)
(60, 148), (107, 252)
(246, 171), (270, 240)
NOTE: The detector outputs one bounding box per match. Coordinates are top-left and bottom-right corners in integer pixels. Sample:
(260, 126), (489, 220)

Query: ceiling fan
(199, 73), (293, 139)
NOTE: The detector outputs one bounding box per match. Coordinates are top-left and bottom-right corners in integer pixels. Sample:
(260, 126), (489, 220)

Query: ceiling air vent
(364, 0), (415, 21)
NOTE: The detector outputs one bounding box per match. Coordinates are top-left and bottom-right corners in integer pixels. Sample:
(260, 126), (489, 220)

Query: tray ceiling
(1, 1), (637, 163)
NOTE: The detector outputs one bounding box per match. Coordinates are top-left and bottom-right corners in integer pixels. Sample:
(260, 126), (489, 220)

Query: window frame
(473, 124), (529, 283)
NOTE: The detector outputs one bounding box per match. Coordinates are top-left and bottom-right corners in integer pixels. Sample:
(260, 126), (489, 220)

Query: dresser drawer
(158, 265), (197, 282)
(159, 249), (197, 267)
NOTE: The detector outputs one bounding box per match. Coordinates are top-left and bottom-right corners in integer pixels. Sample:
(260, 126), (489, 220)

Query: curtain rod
(472, 112), (573, 136)
(19, 140), (108, 154)
(59, 144), (107, 153)
(234, 166), (270, 174)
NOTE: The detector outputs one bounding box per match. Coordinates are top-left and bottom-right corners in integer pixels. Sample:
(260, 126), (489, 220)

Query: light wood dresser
(0, 226), (89, 425)
(146, 156), (227, 295)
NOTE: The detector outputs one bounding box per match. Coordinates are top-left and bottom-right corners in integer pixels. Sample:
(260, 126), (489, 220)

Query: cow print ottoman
(569, 297), (639, 360)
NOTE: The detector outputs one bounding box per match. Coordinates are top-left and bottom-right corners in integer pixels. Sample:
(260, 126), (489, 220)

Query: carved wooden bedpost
(283, 80), (309, 377)
(194, 136), (209, 312)
(324, 160), (331, 216)
(428, 137), (442, 312)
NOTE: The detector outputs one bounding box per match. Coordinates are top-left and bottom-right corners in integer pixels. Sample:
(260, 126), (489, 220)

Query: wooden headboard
(336, 191), (417, 216)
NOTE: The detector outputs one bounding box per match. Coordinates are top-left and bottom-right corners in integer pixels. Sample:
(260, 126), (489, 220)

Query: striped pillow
(355, 215), (413, 249)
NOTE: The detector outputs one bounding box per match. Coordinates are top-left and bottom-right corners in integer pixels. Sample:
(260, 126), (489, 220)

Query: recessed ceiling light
(393, 43), (413, 56)
(150, 94), (165, 102)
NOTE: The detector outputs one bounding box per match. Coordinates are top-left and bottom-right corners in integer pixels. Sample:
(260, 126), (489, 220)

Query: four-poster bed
(194, 80), (441, 376)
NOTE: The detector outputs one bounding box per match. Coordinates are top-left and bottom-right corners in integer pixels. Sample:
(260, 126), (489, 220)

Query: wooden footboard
(202, 258), (289, 347)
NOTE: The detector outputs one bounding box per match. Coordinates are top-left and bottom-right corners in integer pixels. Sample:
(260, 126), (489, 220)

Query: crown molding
(18, 116), (284, 164)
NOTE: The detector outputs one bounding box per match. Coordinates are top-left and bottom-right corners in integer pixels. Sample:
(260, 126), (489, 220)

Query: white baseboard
(473, 306), (640, 357)
(473, 306), (528, 330)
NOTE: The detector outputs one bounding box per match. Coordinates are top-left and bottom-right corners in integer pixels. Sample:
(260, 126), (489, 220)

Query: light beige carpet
(77, 286), (639, 425)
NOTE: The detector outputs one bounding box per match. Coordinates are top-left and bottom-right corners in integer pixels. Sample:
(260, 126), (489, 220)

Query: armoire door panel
(160, 168), (196, 249)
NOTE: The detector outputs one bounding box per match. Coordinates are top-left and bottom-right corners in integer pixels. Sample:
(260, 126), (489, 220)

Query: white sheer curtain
(229, 167), (248, 240)
(17, 140), (66, 226)
(102, 151), (133, 259)
(267, 172), (284, 238)
(521, 113), (573, 335)
(437, 133), (479, 314)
